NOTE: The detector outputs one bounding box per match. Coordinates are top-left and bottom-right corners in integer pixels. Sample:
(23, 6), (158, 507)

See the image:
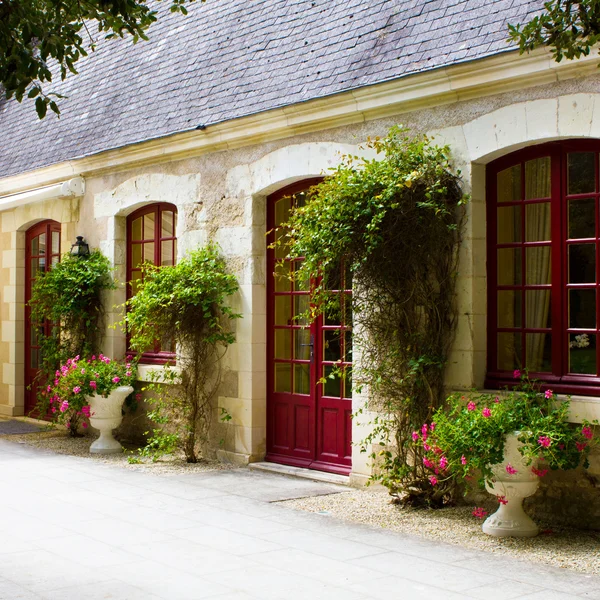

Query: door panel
(266, 181), (352, 475)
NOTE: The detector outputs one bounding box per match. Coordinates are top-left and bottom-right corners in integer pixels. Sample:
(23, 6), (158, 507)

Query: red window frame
(486, 139), (600, 395)
(126, 203), (177, 364)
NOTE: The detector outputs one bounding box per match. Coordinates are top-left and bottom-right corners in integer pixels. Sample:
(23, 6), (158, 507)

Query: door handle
(299, 334), (314, 361)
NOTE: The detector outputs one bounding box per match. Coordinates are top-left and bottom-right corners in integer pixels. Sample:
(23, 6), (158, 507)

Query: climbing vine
(278, 126), (466, 506)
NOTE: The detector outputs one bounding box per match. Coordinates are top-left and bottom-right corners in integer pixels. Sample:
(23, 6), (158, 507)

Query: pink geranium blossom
(467, 401), (476, 411)
(439, 456), (448, 470)
(482, 407), (491, 418)
(531, 467), (548, 477)
(411, 431), (419, 442)
(112, 377), (120, 384)
(60, 400), (69, 413)
(460, 455), (467, 465)
(513, 369), (521, 379)
(538, 436), (551, 448)
(472, 507), (487, 519)
(423, 457), (434, 469)
(429, 476), (437, 486)
(497, 495), (508, 505)
(544, 389), (553, 399)
(72, 386), (81, 394)
(576, 441), (587, 452)
(582, 426), (594, 440)
(89, 381), (97, 390)
(505, 463), (518, 475)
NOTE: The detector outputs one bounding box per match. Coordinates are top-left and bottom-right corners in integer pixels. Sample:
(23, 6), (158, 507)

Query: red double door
(266, 182), (352, 475)
(24, 221), (61, 414)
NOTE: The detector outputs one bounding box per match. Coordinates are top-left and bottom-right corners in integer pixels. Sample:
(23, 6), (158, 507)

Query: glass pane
(161, 240), (174, 266)
(161, 211), (175, 238)
(31, 236), (39, 256)
(294, 191), (308, 209)
(30, 258), (38, 278)
(569, 288), (596, 329)
(144, 213), (155, 241)
(51, 255), (59, 267)
(30, 349), (38, 369)
(344, 329), (353, 362)
(498, 290), (522, 328)
(129, 270), (142, 296)
(343, 367), (352, 399)
(38, 257), (46, 272)
(525, 246), (551, 285)
(131, 243), (142, 268)
(275, 296), (291, 326)
(292, 262), (308, 292)
(293, 329), (310, 360)
(143, 242), (155, 264)
(568, 153), (596, 195)
(497, 165), (521, 203)
(293, 295), (309, 325)
(323, 365), (341, 397)
(497, 206), (521, 243)
(274, 363), (291, 393)
(38, 233), (46, 255)
(569, 333), (596, 374)
(51, 231), (60, 254)
(30, 326), (38, 346)
(294, 364), (310, 395)
(525, 290), (551, 329)
(569, 198), (596, 239)
(525, 203), (551, 242)
(526, 333), (552, 372)
(274, 329), (291, 359)
(525, 157), (551, 200)
(274, 261), (291, 292)
(324, 329), (342, 362)
(131, 217), (142, 241)
(497, 249), (522, 285)
(497, 332), (522, 371)
(275, 197), (292, 227)
(569, 244), (596, 283)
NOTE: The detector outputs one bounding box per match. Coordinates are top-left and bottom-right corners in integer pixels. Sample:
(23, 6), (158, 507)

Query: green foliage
(29, 250), (115, 422)
(278, 126), (466, 506)
(0, 0), (203, 117)
(124, 244), (240, 463)
(509, 1), (600, 64)
(421, 375), (599, 491)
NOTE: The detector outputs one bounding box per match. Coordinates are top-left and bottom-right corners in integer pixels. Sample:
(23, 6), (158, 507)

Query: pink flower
(81, 368), (86, 374)
(423, 457), (434, 469)
(472, 507), (488, 519)
(439, 456), (448, 470)
(112, 377), (120, 384)
(421, 424), (428, 435)
(59, 400), (69, 413)
(429, 476), (437, 486)
(494, 396), (500, 404)
(89, 381), (97, 390)
(51, 407), (56, 413)
(576, 441), (587, 452)
(544, 389), (553, 399)
(532, 467), (548, 477)
(467, 401), (476, 412)
(92, 355), (96, 360)
(513, 369), (521, 379)
(135, 393), (142, 401)
(482, 407), (492, 418)
(538, 436), (551, 448)
(429, 422), (436, 432)
(423, 443), (431, 452)
(460, 455), (467, 465)
(411, 431), (419, 442)
(81, 405), (91, 418)
(46, 385), (51, 392)
(125, 371), (132, 377)
(54, 379), (59, 386)
(497, 495), (508, 505)
(82, 422), (88, 429)
(582, 426), (594, 440)
(505, 463), (518, 475)
(73, 386), (81, 394)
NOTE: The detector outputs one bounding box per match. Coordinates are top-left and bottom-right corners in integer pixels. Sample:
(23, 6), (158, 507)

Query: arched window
(126, 203), (177, 363)
(487, 140), (600, 394)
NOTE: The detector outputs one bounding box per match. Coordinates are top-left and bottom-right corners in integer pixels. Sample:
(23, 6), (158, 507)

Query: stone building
(1, 0), (599, 519)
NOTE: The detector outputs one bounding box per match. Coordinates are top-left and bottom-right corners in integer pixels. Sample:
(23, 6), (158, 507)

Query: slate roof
(0, 0), (543, 180)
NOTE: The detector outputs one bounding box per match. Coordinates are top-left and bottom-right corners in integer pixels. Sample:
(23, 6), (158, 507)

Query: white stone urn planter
(482, 432), (539, 538)
(86, 385), (134, 454)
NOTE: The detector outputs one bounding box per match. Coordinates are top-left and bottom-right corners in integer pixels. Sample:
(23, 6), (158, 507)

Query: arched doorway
(265, 181), (352, 475)
(24, 220), (61, 414)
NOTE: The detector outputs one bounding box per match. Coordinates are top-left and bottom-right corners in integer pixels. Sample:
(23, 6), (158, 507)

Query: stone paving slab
(0, 438), (599, 600)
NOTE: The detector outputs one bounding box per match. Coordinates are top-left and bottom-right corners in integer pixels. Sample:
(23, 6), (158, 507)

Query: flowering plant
(414, 373), (598, 491)
(42, 354), (137, 435)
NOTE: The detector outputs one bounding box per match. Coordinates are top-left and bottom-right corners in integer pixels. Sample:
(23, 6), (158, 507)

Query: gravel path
(283, 488), (600, 575)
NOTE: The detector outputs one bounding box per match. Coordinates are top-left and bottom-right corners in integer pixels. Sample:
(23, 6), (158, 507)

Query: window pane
(274, 261), (291, 292)
(143, 213), (155, 241)
(569, 244), (596, 283)
(498, 290), (522, 328)
(38, 233), (46, 255)
(497, 206), (521, 243)
(568, 153), (596, 195)
(274, 296), (291, 326)
(569, 288), (596, 329)
(274, 197), (291, 259)
(293, 294), (309, 325)
(569, 198), (596, 239)
(292, 262), (308, 292)
(323, 365), (341, 397)
(143, 242), (155, 264)
(131, 243), (142, 268)
(569, 333), (596, 374)
(129, 270), (142, 296)
(526, 333), (552, 372)
(293, 329), (310, 360)
(274, 329), (291, 359)
(324, 329), (342, 362)
(131, 217), (142, 241)
(525, 203), (551, 242)
(525, 290), (551, 329)
(497, 332), (522, 371)
(525, 157), (551, 199)
(525, 246), (551, 285)
(161, 211), (175, 238)
(161, 240), (174, 266)
(51, 231), (60, 254)
(30, 258), (39, 278)
(497, 248), (522, 285)
(31, 236), (39, 256)
(294, 364), (310, 395)
(30, 349), (38, 369)
(497, 165), (521, 203)
(274, 363), (291, 393)
(344, 329), (352, 362)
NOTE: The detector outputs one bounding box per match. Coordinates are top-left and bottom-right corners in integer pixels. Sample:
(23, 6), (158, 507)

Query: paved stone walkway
(1, 438), (599, 600)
